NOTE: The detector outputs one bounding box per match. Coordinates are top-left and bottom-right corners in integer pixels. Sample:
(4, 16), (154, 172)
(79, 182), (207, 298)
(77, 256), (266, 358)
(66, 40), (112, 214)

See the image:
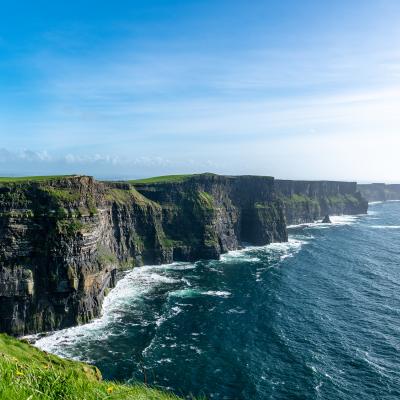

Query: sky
(0, 0), (400, 182)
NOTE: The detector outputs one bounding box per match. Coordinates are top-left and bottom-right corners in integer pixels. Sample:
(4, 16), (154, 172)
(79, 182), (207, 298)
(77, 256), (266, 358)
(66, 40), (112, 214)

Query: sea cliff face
(0, 174), (367, 335)
(133, 174), (287, 256)
(358, 183), (400, 202)
(275, 180), (368, 225)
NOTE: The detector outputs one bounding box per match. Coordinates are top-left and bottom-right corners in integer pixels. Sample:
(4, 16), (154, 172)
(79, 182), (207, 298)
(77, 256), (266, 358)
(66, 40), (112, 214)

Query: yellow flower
(106, 386), (114, 394)
(16, 371), (24, 377)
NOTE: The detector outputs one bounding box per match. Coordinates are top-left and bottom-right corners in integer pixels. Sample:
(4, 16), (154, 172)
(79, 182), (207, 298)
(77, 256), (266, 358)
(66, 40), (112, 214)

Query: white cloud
(1, 16), (400, 182)
(0, 149), (52, 163)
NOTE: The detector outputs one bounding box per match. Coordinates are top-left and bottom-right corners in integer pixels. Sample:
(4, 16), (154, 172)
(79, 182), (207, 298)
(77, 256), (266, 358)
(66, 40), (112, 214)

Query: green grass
(57, 219), (85, 236)
(0, 334), (186, 400)
(105, 188), (160, 209)
(129, 174), (194, 184)
(197, 191), (214, 208)
(43, 187), (82, 203)
(0, 175), (75, 183)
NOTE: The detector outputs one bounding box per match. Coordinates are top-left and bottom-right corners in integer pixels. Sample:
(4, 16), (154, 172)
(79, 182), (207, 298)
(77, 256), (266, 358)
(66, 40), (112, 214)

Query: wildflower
(16, 370), (24, 377)
(106, 386), (114, 394)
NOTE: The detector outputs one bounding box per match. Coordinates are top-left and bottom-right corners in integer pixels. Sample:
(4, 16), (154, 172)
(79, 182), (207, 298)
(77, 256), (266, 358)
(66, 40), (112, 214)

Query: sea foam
(30, 262), (192, 357)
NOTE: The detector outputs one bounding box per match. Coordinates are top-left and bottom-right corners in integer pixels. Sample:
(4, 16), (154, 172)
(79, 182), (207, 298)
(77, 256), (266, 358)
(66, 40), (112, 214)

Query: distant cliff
(275, 180), (368, 225)
(0, 174), (367, 335)
(358, 183), (400, 202)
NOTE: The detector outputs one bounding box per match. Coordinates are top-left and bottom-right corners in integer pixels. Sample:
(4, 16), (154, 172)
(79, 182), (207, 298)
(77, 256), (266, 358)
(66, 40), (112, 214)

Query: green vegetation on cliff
(105, 187), (160, 208)
(279, 194), (320, 211)
(0, 334), (184, 400)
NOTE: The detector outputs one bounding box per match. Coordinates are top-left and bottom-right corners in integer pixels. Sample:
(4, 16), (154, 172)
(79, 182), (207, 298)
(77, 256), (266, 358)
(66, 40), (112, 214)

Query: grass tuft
(0, 334), (185, 400)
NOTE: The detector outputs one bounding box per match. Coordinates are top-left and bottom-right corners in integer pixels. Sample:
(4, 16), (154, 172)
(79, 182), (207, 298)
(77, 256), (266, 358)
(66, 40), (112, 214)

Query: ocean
(33, 201), (400, 399)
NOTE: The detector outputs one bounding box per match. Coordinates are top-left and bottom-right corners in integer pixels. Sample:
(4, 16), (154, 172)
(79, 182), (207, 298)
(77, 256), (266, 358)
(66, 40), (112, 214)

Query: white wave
(156, 358), (173, 364)
(287, 222), (314, 229)
(141, 261), (196, 271)
(155, 305), (183, 327)
(220, 254), (261, 263)
(168, 289), (201, 298)
(370, 225), (400, 229)
(202, 290), (231, 298)
(181, 277), (192, 286)
(369, 200), (400, 205)
(329, 215), (360, 225)
(168, 289), (231, 299)
(227, 307), (246, 314)
(267, 238), (305, 251)
(189, 345), (203, 355)
(220, 238), (306, 268)
(220, 248), (260, 262)
(287, 220), (333, 229)
(30, 262), (187, 356)
(288, 214), (361, 229)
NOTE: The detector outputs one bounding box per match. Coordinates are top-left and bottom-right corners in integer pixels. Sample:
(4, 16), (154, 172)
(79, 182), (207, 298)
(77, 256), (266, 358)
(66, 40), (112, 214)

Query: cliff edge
(0, 174), (367, 335)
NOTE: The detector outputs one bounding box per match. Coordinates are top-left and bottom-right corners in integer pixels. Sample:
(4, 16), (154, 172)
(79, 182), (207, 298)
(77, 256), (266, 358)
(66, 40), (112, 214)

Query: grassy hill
(0, 334), (184, 400)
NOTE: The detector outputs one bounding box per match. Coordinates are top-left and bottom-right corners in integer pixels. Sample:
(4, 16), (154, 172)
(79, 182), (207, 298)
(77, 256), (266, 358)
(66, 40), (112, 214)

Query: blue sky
(1, 1), (400, 181)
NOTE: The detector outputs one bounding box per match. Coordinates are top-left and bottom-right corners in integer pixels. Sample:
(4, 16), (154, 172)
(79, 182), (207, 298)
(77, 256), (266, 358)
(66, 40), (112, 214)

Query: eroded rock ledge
(0, 174), (367, 335)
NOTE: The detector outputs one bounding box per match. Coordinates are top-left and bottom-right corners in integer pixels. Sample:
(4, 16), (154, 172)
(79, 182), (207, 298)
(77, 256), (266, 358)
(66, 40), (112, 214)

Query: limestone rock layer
(0, 174), (367, 335)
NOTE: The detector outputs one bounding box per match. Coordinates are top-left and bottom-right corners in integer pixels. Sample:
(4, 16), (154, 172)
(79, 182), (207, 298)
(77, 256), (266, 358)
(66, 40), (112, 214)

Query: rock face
(358, 183), (400, 202)
(322, 215), (332, 224)
(275, 180), (368, 225)
(0, 174), (367, 335)
(0, 174), (286, 335)
(134, 174), (288, 257)
(0, 176), (117, 335)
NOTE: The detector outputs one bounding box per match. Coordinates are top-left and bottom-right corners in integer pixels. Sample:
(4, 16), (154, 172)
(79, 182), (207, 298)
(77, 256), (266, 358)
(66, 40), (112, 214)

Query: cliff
(0, 174), (287, 335)
(358, 183), (400, 202)
(133, 174), (287, 255)
(0, 174), (367, 336)
(275, 180), (368, 225)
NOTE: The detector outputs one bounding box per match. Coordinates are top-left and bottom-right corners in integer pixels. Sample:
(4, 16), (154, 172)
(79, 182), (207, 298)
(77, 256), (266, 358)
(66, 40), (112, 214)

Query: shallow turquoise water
(35, 202), (400, 399)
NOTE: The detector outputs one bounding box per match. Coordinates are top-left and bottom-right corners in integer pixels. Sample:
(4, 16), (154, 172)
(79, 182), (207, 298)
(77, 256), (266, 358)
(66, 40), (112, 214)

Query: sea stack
(322, 215), (332, 223)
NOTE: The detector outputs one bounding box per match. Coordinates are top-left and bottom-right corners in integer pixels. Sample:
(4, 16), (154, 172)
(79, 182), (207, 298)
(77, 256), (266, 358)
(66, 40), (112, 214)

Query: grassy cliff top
(0, 173), (275, 186)
(129, 174), (195, 184)
(0, 334), (184, 400)
(0, 175), (78, 183)
(129, 173), (275, 185)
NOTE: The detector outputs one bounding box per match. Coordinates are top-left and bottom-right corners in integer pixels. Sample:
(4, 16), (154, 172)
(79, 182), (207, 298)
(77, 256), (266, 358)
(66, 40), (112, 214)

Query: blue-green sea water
(34, 202), (400, 399)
